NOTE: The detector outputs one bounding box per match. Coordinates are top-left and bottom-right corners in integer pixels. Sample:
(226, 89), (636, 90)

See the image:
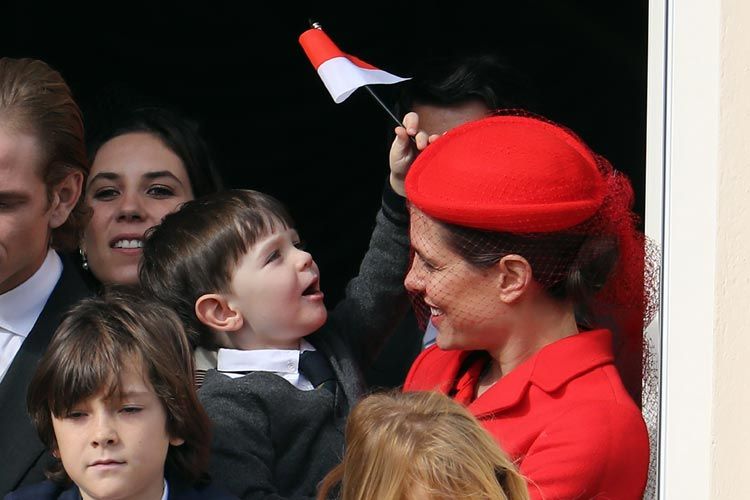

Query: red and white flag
(299, 27), (409, 103)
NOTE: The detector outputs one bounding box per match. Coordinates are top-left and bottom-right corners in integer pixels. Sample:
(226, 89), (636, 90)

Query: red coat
(403, 329), (649, 500)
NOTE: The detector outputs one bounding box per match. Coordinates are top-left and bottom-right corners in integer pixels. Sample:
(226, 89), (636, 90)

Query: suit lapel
(0, 254), (92, 493)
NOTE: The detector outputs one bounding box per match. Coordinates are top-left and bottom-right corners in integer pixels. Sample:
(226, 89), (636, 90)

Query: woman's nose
(404, 259), (425, 293)
(116, 192), (145, 222)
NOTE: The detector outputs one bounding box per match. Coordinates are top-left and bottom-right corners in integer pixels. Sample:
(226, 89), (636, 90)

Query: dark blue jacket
(4, 479), (238, 500)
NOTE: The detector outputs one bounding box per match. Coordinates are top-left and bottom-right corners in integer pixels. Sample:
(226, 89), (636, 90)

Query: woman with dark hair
(79, 105), (224, 286)
(400, 112), (650, 499)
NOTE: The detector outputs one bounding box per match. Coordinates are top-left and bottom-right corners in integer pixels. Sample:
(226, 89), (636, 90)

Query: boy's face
(51, 361), (183, 500)
(227, 227), (327, 348)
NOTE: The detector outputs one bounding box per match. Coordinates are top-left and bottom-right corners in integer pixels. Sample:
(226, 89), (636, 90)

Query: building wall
(712, 0), (750, 498)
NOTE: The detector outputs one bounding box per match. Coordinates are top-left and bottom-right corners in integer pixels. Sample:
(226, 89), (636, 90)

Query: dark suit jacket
(0, 254), (93, 495)
(4, 479), (239, 499)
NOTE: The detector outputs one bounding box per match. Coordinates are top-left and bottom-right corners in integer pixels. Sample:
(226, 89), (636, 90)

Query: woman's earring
(79, 247), (89, 271)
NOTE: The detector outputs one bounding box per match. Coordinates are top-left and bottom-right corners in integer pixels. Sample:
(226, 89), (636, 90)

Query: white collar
(161, 479), (169, 500)
(0, 249), (62, 337)
(217, 338), (315, 374)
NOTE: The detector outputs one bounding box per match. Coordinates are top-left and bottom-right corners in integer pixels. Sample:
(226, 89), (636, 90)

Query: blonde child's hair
(317, 390), (529, 500)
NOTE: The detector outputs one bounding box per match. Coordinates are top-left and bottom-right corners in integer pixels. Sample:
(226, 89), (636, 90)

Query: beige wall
(712, 0), (750, 498)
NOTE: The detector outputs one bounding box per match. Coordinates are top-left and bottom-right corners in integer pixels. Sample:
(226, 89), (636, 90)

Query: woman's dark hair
(87, 105), (223, 198)
(439, 220), (618, 327)
(27, 286), (211, 485)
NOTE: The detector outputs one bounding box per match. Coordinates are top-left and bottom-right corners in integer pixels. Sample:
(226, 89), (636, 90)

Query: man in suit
(0, 57), (92, 494)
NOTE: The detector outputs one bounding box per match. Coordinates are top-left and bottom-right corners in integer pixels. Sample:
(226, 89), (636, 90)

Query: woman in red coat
(400, 112), (649, 499)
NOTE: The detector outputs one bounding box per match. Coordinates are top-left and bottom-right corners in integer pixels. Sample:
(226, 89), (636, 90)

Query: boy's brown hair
(27, 286), (211, 484)
(139, 189), (294, 348)
(0, 57), (88, 251)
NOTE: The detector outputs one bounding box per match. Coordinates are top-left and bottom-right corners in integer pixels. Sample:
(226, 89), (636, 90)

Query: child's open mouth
(302, 277), (323, 299)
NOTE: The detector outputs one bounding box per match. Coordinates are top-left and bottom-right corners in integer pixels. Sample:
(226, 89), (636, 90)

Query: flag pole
(363, 84), (406, 130)
(363, 85), (417, 144)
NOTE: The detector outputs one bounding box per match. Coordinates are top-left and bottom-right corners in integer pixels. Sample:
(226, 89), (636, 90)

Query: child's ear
(496, 254), (533, 303)
(195, 294), (243, 332)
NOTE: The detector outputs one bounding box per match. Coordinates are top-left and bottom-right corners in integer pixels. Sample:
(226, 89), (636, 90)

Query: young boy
(137, 142), (423, 498)
(6, 287), (237, 500)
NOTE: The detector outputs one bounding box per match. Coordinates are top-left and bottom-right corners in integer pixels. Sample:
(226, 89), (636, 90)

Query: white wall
(711, 0), (750, 497)
(659, 0), (719, 497)
(657, 0), (750, 498)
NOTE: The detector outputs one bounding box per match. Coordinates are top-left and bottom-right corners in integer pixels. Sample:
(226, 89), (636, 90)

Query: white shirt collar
(217, 339), (315, 374)
(0, 249), (62, 337)
(161, 479), (169, 500)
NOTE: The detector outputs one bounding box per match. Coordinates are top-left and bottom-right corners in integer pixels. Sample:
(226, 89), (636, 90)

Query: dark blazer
(4, 479), (239, 500)
(0, 254), (93, 495)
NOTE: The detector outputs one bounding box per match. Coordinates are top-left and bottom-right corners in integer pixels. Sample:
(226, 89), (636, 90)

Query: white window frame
(647, 0), (719, 498)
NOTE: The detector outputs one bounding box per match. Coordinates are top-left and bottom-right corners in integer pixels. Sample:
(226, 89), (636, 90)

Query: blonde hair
(317, 391), (529, 500)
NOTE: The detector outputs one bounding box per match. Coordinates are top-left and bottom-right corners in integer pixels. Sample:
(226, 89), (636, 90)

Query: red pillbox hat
(405, 115), (606, 233)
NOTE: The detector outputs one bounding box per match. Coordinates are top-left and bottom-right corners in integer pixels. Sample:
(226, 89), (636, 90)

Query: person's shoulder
(57, 251), (98, 298)
(4, 480), (78, 500)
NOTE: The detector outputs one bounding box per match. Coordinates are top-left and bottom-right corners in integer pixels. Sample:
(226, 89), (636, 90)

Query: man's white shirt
(0, 249), (62, 383)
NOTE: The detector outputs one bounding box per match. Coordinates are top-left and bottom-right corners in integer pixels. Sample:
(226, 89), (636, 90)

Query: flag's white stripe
(317, 56), (409, 104)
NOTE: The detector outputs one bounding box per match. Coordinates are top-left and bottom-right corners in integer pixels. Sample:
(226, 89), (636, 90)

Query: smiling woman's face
(81, 132), (194, 285)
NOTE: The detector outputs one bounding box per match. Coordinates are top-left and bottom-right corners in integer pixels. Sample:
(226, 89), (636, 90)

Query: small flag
(299, 26), (409, 104)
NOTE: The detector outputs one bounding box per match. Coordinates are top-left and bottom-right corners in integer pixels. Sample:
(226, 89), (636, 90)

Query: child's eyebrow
(255, 234), (282, 253)
(256, 230), (298, 257)
(114, 388), (152, 399)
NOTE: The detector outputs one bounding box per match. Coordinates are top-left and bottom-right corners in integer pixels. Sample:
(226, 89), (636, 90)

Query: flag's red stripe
(299, 28), (377, 71)
(345, 54), (377, 71)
